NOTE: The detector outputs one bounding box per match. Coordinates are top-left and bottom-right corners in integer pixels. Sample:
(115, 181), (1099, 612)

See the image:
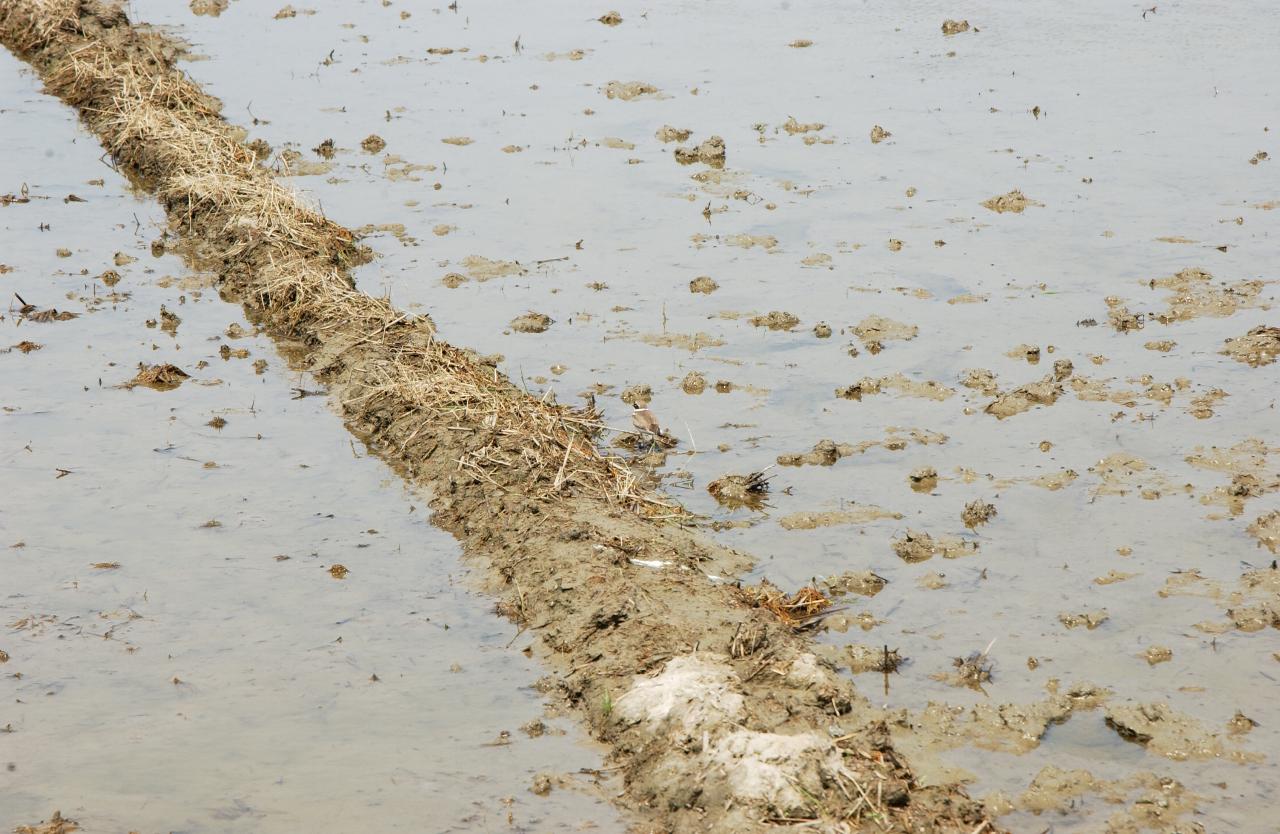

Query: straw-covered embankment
(1, 2), (993, 831)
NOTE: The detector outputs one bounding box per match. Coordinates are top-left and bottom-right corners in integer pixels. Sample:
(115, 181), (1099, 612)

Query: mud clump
(909, 467), (938, 492)
(944, 649), (994, 691)
(1017, 767), (1097, 814)
(1222, 325), (1280, 367)
(360, 134), (387, 153)
(1148, 266), (1266, 323)
(914, 684), (1110, 754)
(1107, 302), (1144, 333)
(598, 10), (623, 25)
(529, 772), (553, 795)
(460, 254), (526, 283)
(779, 505), (902, 529)
(777, 439), (855, 467)
(707, 471), (771, 510)
(782, 116), (824, 135)
(510, 312), (553, 333)
(820, 571), (887, 598)
(749, 311), (800, 331)
(673, 135), (726, 168)
(689, 275), (718, 294)
(960, 368), (999, 396)
(985, 376), (1062, 418)
(846, 644), (903, 673)
(837, 374), (955, 402)
(891, 530), (977, 562)
(159, 304), (181, 335)
(1249, 510), (1280, 553)
(620, 384), (653, 406)
(14, 811), (79, 834)
(604, 80), (661, 100)
(1007, 343), (1040, 363)
(1105, 702), (1257, 762)
(961, 499), (997, 529)
(941, 19), (971, 35)
(189, 0), (227, 16)
(869, 124), (892, 144)
(126, 363), (190, 391)
(982, 189), (1041, 213)
(1144, 646), (1173, 665)
(852, 314), (917, 353)
(680, 371), (707, 394)
(1059, 610), (1109, 630)
(655, 125), (691, 143)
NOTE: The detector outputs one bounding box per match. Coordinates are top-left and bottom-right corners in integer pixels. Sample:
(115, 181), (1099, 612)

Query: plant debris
(738, 582), (833, 629)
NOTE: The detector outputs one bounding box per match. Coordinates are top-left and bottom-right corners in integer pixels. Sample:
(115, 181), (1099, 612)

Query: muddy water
(0, 50), (619, 832)
(7, 0), (1279, 830)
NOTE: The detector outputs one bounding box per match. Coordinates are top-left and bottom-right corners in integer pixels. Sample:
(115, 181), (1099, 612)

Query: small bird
(631, 402), (662, 440)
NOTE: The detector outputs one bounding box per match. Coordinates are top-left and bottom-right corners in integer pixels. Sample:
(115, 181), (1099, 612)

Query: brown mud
(0, 2), (993, 831)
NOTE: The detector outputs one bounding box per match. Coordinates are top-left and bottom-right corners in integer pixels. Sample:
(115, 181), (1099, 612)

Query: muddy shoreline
(0, 2), (992, 831)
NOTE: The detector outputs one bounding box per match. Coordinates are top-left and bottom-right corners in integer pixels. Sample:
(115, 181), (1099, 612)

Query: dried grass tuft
(739, 582), (833, 629)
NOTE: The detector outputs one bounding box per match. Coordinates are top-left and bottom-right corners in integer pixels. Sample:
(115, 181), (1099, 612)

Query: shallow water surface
(5, 0), (1279, 830)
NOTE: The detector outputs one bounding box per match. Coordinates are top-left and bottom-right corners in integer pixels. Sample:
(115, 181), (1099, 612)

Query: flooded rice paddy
(0, 45), (618, 833)
(4, 0), (1278, 831)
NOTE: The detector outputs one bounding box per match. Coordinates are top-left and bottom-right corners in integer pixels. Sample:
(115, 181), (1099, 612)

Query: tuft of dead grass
(739, 581), (833, 629)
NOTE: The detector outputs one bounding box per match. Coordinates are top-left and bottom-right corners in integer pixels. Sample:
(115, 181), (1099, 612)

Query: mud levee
(0, 2), (992, 831)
